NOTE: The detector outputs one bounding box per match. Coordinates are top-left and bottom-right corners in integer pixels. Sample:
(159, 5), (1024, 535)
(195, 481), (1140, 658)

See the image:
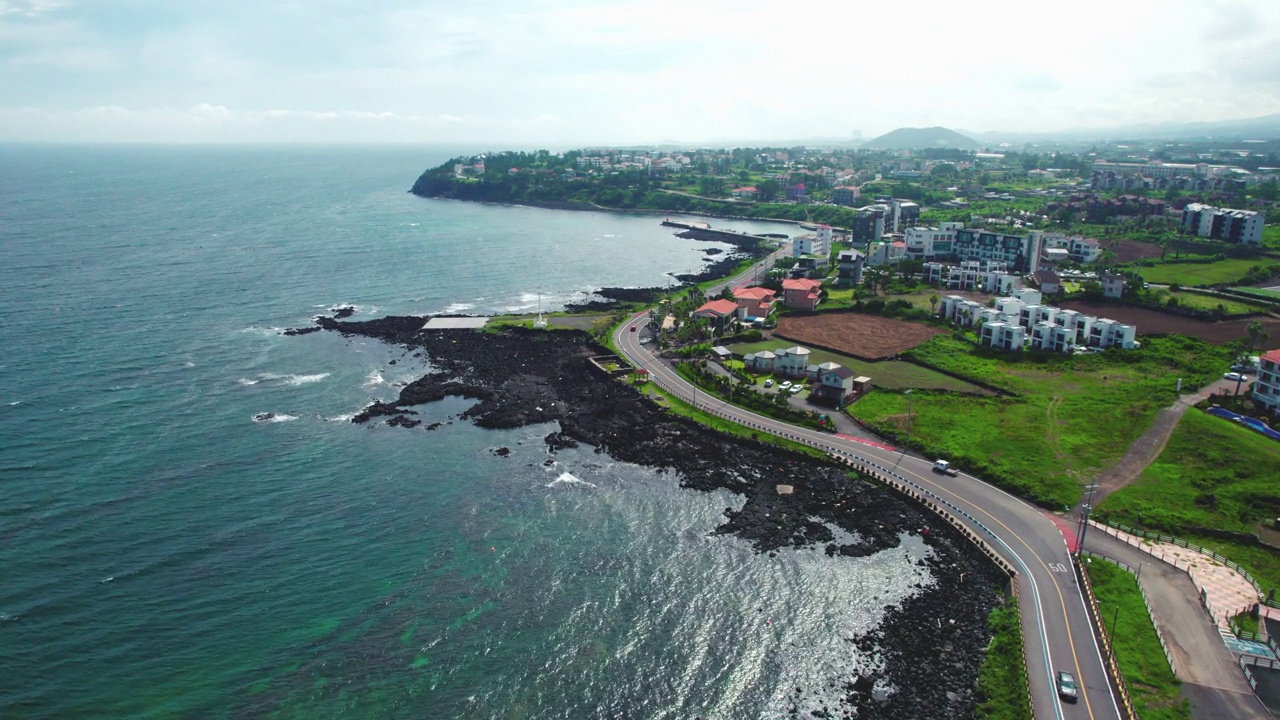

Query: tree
(1247, 320), (1269, 354)
(929, 294), (940, 313)
(756, 179), (781, 202)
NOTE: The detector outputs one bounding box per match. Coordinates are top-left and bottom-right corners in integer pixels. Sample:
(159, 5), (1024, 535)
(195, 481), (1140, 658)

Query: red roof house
(733, 286), (777, 318)
(781, 278), (823, 311)
(694, 299), (740, 319)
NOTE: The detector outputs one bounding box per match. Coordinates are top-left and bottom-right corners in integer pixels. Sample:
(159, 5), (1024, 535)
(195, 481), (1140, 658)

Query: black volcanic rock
(307, 319), (1007, 719)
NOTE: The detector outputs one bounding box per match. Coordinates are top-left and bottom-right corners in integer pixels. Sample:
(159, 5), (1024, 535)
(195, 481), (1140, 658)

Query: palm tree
(929, 294), (940, 313)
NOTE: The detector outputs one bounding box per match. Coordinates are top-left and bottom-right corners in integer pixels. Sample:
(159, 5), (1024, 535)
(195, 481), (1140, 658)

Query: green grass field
(847, 335), (1232, 507)
(1095, 410), (1280, 594)
(1226, 286), (1280, 301)
(1085, 561), (1189, 720)
(1152, 289), (1265, 315)
(1135, 258), (1262, 287)
(975, 596), (1032, 720)
(723, 339), (990, 393)
(639, 383), (827, 460)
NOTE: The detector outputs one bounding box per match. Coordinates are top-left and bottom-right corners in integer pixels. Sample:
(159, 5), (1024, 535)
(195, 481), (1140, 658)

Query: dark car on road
(1056, 671), (1078, 703)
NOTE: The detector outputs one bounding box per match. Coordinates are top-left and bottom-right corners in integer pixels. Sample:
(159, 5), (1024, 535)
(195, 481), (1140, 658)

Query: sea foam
(547, 472), (598, 490)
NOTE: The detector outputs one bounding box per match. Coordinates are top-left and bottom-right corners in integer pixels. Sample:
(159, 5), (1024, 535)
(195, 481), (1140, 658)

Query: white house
(979, 322), (1027, 350)
(744, 350), (776, 372)
(1089, 318), (1138, 349)
(774, 346), (812, 377)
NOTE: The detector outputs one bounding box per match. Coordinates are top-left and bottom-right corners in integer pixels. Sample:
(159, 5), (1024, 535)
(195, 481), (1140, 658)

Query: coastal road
(613, 267), (1121, 720)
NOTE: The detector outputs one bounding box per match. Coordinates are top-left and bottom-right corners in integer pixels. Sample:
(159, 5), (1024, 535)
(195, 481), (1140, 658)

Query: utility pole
(893, 389), (913, 472)
(1076, 483), (1099, 556)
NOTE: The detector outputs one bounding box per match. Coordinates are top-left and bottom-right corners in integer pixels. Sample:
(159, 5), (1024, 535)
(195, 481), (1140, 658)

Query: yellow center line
(891, 463), (1102, 720)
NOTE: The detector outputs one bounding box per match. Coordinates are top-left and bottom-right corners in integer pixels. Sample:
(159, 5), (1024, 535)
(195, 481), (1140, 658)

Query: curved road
(613, 256), (1121, 720)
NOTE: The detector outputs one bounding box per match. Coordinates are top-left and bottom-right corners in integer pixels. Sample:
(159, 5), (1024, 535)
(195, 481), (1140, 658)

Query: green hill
(861, 127), (981, 151)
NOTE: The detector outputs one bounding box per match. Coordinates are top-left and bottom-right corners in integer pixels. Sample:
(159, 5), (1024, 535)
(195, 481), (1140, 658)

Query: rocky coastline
(304, 315), (1006, 720)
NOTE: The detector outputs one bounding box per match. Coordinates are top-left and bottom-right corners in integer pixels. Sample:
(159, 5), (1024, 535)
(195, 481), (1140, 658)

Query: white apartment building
(793, 225), (832, 258)
(1181, 203), (1264, 245)
(1253, 350), (1280, 412)
(905, 222), (965, 260)
(1089, 319), (1138, 349)
(980, 322), (1027, 351)
(940, 287), (1133, 352)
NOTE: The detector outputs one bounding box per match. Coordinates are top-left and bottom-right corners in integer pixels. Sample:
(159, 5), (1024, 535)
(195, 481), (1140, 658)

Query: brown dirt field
(775, 313), (947, 360)
(1059, 301), (1280, 348)
(1110, 238), (1164, 264)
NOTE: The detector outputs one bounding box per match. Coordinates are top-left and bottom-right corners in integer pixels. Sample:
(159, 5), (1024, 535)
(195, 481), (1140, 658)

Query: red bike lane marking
(835, 434), (897, 452)
(1044, 512), (1079, 553)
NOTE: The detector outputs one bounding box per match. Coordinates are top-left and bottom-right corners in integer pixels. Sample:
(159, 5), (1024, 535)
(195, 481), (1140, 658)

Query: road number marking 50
(1048, 563), (1069, 573)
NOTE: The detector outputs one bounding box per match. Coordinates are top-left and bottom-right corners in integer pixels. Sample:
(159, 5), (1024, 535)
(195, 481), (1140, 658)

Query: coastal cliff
(409, 150), (866, 226)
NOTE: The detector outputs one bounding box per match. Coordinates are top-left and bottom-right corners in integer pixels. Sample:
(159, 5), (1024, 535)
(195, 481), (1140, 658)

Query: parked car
(780, 381), (792, 390)
(1056, 671), (1078, 703)
(789, 385), (804, 394)
(1224, 372), (1247, 382)
(763, 379), (773, 388)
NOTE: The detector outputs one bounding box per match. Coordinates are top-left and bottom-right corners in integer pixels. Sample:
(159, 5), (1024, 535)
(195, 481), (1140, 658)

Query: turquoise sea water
(0, 145), (937, 719)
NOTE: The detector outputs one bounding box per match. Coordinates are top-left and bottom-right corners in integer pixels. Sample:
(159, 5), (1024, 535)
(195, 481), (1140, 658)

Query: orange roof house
(733, 286), (777, 318)
(693, 299), (741, 319)
(781, 278), (823, 311)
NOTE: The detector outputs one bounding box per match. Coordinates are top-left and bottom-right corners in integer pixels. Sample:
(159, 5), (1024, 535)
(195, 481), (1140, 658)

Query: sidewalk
(1089, 521), (1261, 633)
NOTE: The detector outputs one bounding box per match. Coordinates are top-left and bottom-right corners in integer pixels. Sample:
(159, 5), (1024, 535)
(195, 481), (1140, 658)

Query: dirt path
(1088, 378), (1236, 508)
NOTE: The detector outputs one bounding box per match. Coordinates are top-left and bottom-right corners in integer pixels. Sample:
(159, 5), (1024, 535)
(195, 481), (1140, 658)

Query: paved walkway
(1089, 521), (1262, 634)
(1084, 531), (1272, 720)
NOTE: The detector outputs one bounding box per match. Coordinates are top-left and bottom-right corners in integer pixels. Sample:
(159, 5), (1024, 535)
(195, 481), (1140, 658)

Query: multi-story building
(1089, 319), (1138, 349)
(939, 287), (1132, 352)
(793, 225), (832, 258)
(773, 346), (812, 377)
(1029, 322), (1077, 353)
(905, 223), (1039, 272)
(1252, 350), (1280, 412)
(979, 322), (1027, 351)
(953, 228), (1041, 273)
(1101, 272), (1126, 299)
(833, 186), (860, 207)
(1181, 203), (1264, 244)
(781, 278), (823, 311)
(852, 204), (891, 242)
(836, 249), (865, 288)
(732, 286), (776, 319)
(923, 260), (1019, 294)
(905, 222), (964, 260)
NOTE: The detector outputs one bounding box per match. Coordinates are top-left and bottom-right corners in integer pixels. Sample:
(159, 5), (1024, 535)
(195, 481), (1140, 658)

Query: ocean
(0, 145), (938, 719)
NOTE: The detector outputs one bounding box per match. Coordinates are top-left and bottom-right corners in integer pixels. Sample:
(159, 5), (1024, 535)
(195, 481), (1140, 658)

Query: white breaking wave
(363, 370), (387, 387)
(324, 412), (357, 423)
(240, 326), (287, 337)
(237, 372), (330, 387)
(546, 472), (598, 490)
(442, 302), (476, 314)
(252, 412), (299, 423)
(283, 373), (329, 386)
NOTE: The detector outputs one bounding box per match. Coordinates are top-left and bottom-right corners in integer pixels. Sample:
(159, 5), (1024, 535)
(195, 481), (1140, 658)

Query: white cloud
(1, 0), (1278, 142)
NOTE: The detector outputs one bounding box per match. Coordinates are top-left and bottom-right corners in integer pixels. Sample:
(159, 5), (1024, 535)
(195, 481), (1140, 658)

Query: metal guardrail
(635, 366), (1044, 718)
(1080, 551), (1177, 677)
(1076, 556), (1139, 720)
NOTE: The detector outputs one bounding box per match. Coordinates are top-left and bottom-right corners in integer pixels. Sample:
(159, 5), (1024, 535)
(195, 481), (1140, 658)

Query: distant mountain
(860, 127), (981, 151)
(971, 113), (1280, 145)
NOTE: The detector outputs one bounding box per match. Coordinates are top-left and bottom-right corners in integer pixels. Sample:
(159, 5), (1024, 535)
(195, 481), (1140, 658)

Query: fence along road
(613, 286), (1121, 720)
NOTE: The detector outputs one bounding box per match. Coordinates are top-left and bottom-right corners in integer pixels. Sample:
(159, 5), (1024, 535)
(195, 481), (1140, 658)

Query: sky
(2, 0), (1279, 144)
